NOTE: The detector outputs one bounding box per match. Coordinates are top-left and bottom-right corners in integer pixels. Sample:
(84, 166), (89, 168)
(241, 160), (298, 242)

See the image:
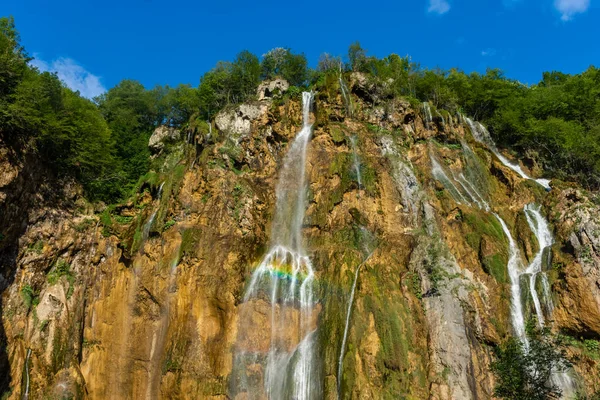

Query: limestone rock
(215, 103), (269, 140)
(148, 125), (180, 152)
(256, 78), (289, 101)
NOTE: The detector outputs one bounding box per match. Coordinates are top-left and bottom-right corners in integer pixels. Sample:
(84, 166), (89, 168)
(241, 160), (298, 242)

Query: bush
(491, 329), (570, 400)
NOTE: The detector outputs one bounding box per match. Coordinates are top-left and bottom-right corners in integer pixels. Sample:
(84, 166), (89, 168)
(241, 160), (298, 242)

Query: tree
(231, 50), (260, 102)
(261, 47), (288, 80)
(317, 53), (342, 73)
(96, 80), (155, 189)
(261, 48), (308, 86)
(347, 41), (367, 72)
(0, 16), (30, 97)
(491, 331), (570, 400)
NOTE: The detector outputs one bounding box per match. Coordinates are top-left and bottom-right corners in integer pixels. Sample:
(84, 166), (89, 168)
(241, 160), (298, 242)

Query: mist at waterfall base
(230, 92), (321, 400)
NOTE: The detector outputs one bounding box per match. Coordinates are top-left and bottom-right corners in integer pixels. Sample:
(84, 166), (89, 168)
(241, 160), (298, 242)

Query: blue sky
(4, 0), (597, 98)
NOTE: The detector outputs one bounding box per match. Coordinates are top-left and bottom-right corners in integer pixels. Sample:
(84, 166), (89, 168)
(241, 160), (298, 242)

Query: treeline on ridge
(1, 16), (598, 204)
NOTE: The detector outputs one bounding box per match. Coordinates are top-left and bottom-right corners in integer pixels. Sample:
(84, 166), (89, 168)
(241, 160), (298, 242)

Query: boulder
(215, 103), (268, 140)
(256, 79), (289, 101)
(148, 126), (180, 153)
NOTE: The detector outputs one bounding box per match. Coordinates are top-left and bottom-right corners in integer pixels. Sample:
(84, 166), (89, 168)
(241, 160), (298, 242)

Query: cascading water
(430, 154), (469, 204)
(142, 182), (165, 245)
(339, 68), (353, 116)
(349, 136), (362, 190)
(22, 348), (31, 400)
(523, 204), (553, 328)
(465, 118), (551, 190)
(494, 215), (529, 346)
(430, 122), (574, 397)
(524, 204), (576, 396)
(422, 102), (433, 128)
(232, 92), (320, 400)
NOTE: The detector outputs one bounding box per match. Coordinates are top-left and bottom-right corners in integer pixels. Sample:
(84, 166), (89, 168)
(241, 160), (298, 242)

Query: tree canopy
(1, 18), (598, 204)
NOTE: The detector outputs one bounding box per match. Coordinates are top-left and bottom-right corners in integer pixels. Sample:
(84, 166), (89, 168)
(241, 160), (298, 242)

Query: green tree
(0, 16), (29, 97)
(96, 80), (155, 190)
(491, 331), (570, 400)
(261, 48), (308, 86)
(347, 41), (367, 72)
(230, 50), (260, 101)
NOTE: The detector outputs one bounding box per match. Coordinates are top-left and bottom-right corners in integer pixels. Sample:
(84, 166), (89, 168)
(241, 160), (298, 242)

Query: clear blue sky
(4, 0), (598, 98)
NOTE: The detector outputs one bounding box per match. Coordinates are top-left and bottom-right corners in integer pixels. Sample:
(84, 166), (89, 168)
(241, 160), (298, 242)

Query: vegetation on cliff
(3, 14), (600, 400)
(1, 17), (598, 204)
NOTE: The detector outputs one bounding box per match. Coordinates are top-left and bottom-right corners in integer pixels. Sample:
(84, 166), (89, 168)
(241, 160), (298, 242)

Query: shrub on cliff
(491, 329), (570, 400)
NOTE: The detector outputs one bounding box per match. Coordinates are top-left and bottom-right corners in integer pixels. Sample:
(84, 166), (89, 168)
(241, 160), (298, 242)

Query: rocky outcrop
(214, 103), (269, 141)
(2, 78), (600, 399)
(256, 78), (289, 101)
(149, 125), (181, 153)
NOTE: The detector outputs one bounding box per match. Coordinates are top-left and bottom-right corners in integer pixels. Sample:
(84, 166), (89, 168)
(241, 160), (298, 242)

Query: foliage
(335, 41), (600, 188)
(198, 50), (261, 118)
(491, 329), (570, 400)
(20, 284), (37, 310)
(2, 16), (598, 207)
(261, 47), (308, 86)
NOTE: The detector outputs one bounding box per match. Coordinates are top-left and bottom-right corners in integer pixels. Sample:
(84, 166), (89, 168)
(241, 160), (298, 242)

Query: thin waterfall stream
(465, 118), (551, 189)
(339, 68), (352, 117)
(422, 102), (433, 129)
(336, 136), (376, 398)
(22, 348), (31, 400)
(429, 127), (575, 397)
(232, 92), (319, 400)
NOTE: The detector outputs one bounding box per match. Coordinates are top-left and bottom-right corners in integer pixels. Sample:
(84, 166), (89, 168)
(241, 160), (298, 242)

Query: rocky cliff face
(2, 77), (600, 399)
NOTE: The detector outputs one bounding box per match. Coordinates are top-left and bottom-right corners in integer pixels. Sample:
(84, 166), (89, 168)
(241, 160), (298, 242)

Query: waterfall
(429, 132), (574, 397)
(339, 69), (353, 116)
(523, 204), (553, 328)
(22, 348), (31, 400)
(232, 92), (319, 400)
(422, 102), (433, 128)
(141, 182), (165, 246)
(494, 214), (529, 346)
(465, 118), (551, 190)
(349, 136), (362, 190)
(430, 154), (469, 204)
(337, 251), (373, 399)
(524, 204), (576, 397)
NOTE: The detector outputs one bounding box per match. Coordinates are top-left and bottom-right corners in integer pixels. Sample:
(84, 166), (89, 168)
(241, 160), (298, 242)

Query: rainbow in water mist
(231, 92), (320, 400)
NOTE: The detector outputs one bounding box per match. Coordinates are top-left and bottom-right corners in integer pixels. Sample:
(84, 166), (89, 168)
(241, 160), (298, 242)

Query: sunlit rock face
(3, 76), (600, 400)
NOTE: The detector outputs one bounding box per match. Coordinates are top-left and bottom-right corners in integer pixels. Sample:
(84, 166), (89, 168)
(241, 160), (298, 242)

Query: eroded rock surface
(2, 79), (600, 400)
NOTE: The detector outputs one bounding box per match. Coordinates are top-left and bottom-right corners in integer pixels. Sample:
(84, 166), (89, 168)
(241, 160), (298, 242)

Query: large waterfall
(231, 92), (320, 400)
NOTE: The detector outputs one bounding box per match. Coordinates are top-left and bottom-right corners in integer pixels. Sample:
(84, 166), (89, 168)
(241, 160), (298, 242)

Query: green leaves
(261, 48), (308, 87)
(491, 330), (570, 400)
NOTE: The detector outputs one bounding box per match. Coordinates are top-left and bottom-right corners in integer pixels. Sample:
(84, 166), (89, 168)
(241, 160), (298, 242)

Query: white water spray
(422, 102), (433, 128)
(141, 182), (165, 245)
(494, 214), (529, 346)
(430, 155), (469, 204)
(524, 204), (576, 397)
(233, 92), (319, 400)
(339, 67), (353, 116)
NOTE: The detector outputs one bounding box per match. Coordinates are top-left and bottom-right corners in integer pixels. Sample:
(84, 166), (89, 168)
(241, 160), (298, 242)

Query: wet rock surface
(1, 82), (600, 399)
